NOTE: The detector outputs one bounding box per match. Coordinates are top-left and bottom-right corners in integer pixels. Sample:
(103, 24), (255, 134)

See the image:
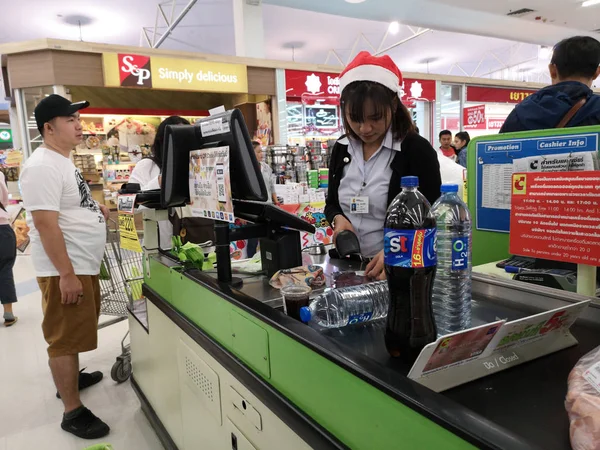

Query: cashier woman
(325, 52), (442, 280)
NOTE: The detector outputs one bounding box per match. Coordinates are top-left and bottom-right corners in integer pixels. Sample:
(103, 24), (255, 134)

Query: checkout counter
(126, 118), (600, 449)
(129, 250), (599, 450)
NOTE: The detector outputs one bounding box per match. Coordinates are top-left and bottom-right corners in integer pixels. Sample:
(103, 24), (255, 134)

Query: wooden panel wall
(247, 67), (276, 95)
(7, 50), (55, 88)
(52, 51), (103, 87)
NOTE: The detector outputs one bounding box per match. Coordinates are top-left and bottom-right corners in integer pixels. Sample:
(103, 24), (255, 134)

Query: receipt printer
(513, 269), (579, 292)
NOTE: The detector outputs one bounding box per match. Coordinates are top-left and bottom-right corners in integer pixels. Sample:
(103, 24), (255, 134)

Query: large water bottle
(431, 184), (472, 336)
(299, 281), (389, 328)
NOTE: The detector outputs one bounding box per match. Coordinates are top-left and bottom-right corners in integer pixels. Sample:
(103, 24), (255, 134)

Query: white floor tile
(1, 256), (164, 450)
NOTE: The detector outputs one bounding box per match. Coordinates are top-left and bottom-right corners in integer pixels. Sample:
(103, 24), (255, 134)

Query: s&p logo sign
(118, 54), (152, 87)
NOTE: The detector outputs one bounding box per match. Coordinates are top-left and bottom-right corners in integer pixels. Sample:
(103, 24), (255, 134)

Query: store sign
(463, 105), (486, 130)
(285, 70), (341, 97)
(510, 171), (600, 265)
(0, 129), (12, 143)
(103, 53), (248, 93)
(467, 86), (537, 104)
(285, 70), (436, 103)
(487, 119), (505, 130)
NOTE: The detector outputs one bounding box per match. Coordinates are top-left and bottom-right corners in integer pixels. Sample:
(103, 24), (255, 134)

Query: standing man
(438, 130), (457, 162)
(20, 95), (110, 439)
(500, 36), (600, 132)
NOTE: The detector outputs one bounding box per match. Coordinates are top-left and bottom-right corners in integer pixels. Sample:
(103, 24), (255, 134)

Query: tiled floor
(0, 256), (164, 450)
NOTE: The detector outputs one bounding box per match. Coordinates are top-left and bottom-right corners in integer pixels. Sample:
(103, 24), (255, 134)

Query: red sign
(467, 86), (537, 104)
(284, 70), (436, 104)
(118, 54), (152, 87)
(463, 105), (486, 129)
(285, 70), (341, 98)
(487, 118), (506, 130)
(510, 172), (600, 266)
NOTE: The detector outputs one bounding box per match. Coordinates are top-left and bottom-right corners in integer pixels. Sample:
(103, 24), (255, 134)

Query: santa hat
(339, 51), (403, 97)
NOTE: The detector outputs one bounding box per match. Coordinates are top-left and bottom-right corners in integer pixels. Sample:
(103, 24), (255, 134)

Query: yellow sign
(512, 174), (527, 195)
(102, 53), (248, 93)
(118, 214), (143, 253)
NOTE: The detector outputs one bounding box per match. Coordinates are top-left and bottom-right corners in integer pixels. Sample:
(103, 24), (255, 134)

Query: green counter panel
(162, 274), (475, 449)
(146, 257), (175, 302)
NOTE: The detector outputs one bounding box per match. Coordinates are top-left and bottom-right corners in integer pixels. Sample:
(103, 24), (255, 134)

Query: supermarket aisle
(0, 256), (164, 450)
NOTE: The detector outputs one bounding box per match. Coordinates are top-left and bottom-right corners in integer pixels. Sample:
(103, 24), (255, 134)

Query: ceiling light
(582, 0), (600, 6)
(388, 21), (400, 35)
(538, 45), (552, 60)
(345, 0), (366, 3)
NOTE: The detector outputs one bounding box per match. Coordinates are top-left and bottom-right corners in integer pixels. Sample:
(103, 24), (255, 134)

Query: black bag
(170, 210), (215, 245)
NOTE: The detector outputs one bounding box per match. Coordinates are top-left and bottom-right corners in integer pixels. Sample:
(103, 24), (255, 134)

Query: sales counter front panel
(128, 254), (600, 450)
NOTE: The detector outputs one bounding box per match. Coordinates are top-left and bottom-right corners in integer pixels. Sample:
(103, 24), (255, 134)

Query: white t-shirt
(20, 147), (107, 277)
(129, 158), (173, 250)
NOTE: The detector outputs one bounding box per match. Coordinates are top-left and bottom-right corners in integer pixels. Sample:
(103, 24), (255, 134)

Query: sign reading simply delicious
(102, 53), (248, 93)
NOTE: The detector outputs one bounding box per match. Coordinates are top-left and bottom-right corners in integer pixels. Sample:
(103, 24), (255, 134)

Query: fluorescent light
(345, 0), (366, 3)
(388, 21), (400, 35)
(539, 45), (552, 60)
(582, 0), (600, 6)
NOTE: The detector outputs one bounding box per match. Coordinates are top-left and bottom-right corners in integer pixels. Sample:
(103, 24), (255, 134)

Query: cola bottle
(383, 176), (438, 364)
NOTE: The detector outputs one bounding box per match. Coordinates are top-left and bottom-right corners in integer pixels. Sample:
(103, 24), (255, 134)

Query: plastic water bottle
(431, 184), (472, 336)
(383, 176), (438, 363)
(299, 281), (389, 329)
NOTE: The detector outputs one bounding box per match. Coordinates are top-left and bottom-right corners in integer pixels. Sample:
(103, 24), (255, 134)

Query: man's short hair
(551, 36), (600, 79)
(439, 130), (452, 139)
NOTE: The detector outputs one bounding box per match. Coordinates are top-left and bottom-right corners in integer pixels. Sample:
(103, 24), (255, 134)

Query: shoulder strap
(556, 98), (587, 128)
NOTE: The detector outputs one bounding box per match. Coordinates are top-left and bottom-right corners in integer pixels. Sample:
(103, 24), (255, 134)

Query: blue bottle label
(451, 237), (469, 271)
(348, 312), (373, 325)
(384, 228), (437, 268)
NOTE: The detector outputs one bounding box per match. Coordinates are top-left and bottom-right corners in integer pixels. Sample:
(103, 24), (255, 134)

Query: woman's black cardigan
(324, 132), (442, 226)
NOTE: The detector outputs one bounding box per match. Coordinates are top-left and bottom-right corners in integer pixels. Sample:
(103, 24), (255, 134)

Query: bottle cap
(401, 176), (419, 188)
(299, 307), (312, 323)
(441, 184), (459, 193)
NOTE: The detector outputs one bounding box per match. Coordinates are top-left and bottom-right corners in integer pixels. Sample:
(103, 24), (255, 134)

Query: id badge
(350, 196), (369, 214)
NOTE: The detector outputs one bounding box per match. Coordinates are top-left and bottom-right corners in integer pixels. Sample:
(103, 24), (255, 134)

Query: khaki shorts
(37, 275), (101, 358)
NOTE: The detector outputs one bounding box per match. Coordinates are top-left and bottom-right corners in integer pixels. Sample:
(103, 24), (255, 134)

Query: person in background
(325, 51), (442, 280)
(247, 141), (278, 257)
(0, 170), (17, 326)
(454, 131), (471, 168)
(500, 36), (600, 133)
(129, 116), (190, 250)
(20, 94), (110, 439)
(438, 130), (456, 161)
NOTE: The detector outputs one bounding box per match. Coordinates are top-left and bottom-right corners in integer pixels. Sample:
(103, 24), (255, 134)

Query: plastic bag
(565, 345), (600, 450)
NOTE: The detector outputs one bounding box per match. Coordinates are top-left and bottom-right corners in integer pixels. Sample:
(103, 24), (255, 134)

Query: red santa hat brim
(339, 51), (403, 97)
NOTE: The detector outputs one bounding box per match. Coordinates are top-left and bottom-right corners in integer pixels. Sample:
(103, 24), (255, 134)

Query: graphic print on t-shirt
(75, 170), (103, 221)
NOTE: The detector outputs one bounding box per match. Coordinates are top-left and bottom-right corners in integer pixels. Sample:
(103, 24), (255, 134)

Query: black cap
(34, 94), (90, 133)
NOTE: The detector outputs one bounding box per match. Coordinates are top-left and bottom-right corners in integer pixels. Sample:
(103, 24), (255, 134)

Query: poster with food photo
(188, 146), (234, 223)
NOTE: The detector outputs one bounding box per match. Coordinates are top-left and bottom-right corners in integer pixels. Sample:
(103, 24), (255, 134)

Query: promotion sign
(103, 53), (248, 93)
(510, 171), (600, 265)
(189, 146), (235, 223)
(117, 195), (143, 253)
(463, 105), (486, 130)
(408, 301), (590, 392)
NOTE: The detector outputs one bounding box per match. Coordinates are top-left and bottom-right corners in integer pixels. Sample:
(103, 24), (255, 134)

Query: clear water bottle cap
(299, 307), (312, 323)
(441, 184), (459, 193)
(401, 176), (419, 188)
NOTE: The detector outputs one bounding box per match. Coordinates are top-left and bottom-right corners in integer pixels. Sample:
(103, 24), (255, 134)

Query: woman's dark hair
(455, 131), (471, 147)
(341, 81), (415, 141)
(150, 115), (191, 167)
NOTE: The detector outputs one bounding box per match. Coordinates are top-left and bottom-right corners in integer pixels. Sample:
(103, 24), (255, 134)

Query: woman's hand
(332, 215), (356, 245)
(365, 250), (386, 280)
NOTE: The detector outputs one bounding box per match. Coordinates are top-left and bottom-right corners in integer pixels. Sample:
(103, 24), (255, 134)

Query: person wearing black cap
(20, 94), (111, 439)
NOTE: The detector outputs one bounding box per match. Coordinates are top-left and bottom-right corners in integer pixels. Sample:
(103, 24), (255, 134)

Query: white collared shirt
(338, 129), (400, 257)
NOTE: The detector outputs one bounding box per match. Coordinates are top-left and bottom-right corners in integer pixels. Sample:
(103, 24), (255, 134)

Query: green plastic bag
(99, 260), (111, 280)
(83, 444), (113, 450)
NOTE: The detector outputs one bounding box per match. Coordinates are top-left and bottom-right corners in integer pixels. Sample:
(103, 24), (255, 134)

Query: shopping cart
(99, 219), (144, 383)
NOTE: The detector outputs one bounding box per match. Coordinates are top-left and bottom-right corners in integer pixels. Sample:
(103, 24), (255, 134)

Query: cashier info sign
(102, 53), (248, 93)
(509, 171), (600, 266)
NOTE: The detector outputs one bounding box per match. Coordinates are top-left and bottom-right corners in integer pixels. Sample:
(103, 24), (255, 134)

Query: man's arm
(31, 210), (83, 305)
